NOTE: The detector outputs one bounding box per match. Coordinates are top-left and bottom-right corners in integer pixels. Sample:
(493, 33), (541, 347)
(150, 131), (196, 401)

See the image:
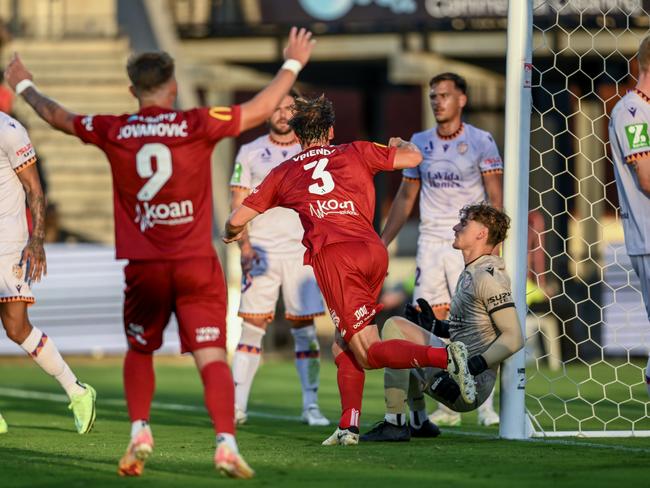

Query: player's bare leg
(0, 302), (96, 435)
(194, 347), (254, 479)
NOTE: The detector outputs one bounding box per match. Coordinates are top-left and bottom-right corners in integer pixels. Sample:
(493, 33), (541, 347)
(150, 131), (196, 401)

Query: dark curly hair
(288, 95), (335, 146)
(460, 203), (510, 246)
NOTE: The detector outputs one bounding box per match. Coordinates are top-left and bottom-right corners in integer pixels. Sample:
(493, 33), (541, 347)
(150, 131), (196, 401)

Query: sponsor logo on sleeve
(82, 115), (94, 132)
(232, 161), (243, 183)
(15, 143), (33, 158)
(487, 291), (513, 308)
(127, 323), (147, 345)
(625, 123), (650, 149)
(209, 106), (233, 121)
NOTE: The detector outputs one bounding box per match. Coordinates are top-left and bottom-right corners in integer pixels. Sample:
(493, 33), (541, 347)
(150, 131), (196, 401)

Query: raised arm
(5, 53), (77, 135)
(389, 137), (423, 170)
(224, 205), (260, 243)
(239, 27), (315, 133)
(17, 164), (47, 283)
(381, 178), (420, 247)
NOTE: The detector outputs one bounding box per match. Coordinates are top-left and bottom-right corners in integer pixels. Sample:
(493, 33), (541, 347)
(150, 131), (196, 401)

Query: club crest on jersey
(457, 142), (468, 154)
(12, 263), (23, 280)
(134, 199), (194, 232)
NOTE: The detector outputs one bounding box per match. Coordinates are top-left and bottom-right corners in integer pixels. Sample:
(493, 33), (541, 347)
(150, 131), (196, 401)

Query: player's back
(244, 140), (395, 263)
(73, 105), (240, 260)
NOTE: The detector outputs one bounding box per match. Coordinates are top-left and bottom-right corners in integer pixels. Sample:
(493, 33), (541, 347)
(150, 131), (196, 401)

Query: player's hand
(240, 245), (259, 282)
(222, 231), (244, 244)
(388, 137), (406, 147)
(20, 237), (47, 285)
(4, 53), (33, 92)
(404, 298), (436, 332)
(283, 26), (316, 66)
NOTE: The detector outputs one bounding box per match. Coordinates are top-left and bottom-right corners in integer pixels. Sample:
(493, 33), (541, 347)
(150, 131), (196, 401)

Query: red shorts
(312, 240), (387, 342)
(123, 257), (227, 353)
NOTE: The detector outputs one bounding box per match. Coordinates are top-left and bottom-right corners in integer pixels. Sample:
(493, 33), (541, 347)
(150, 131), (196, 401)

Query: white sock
(232, 322), (265, 412)
(645, 356), (650, 399)
(410, 408), (427, 429)
(20, 327), (86, 399)
(290, 325), (320, 410)
(217, 433), (238, 453)
(131, 419), (150, 439)
(385, 413), (406, 426)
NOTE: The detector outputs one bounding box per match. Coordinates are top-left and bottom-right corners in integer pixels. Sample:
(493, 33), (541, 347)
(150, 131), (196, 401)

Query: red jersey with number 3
(73, 105), (240, 260)
(243, 141), (396, 264)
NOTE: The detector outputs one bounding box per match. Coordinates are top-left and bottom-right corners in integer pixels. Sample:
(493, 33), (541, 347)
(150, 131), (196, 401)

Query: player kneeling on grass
(0, 112), (95, 436)
(361, 203), (524, 442)
(224, 95), (477, 447)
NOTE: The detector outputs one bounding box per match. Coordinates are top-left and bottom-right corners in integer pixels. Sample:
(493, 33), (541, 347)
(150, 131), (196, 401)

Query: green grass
(0, 357), (649, 488)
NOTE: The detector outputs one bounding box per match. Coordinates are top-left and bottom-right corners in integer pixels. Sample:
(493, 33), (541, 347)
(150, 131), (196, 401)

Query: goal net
(524, 0), (650, 437)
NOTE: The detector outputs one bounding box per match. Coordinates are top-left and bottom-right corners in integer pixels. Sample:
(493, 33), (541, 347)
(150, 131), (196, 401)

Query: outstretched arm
(5, 53), (77, 135)
(224, 205), (260, 243)
(239, 27), (316, 132)
(17, 164), (47, 283)
(389, 137), (422, 170)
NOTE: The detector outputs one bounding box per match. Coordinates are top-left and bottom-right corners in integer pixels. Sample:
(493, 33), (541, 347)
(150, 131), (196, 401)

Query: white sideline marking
(1, 387), (650, 453)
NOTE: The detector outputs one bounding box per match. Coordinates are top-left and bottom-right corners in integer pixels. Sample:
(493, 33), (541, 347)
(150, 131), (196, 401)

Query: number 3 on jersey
(304, 157), (335, 195)
(136, 143), (173, 201)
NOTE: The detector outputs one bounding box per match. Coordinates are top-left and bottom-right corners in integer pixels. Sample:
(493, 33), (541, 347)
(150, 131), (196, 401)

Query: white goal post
(501, 0), (650, 438)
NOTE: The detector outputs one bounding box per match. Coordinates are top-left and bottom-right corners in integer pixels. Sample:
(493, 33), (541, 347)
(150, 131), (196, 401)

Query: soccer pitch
(0, 357), (648, 487)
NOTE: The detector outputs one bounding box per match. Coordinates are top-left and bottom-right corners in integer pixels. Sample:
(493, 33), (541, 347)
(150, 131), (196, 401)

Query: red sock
(366, 340), (448, 370)
(123, 348), (155, 421)
(200, 360), (235, 435)
(335, 350), (365, 430)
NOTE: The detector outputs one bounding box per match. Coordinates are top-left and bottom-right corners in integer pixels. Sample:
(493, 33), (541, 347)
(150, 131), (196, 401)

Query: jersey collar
(632, 88), (650, 105)
(436, 123), (464, 141)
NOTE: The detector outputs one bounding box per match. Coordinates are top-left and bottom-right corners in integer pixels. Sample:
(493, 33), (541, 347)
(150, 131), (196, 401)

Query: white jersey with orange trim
(609, 89), (650, 256)
(0, 112), (37, 256)
(230, 134), (304, 255)
(403, 123), (503, 241)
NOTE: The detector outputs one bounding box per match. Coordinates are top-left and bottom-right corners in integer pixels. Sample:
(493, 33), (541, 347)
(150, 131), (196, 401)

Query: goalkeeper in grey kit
(362, 203), (524, 441)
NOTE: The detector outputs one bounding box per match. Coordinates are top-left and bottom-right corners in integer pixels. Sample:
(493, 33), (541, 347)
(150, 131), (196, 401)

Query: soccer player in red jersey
(224, 96), (477, 445)
(5, 27), (315, 477)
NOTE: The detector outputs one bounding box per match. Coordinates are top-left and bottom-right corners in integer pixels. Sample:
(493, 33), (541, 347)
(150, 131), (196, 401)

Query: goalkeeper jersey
(609, 89), (650, 255)
(448, 254), (514, 358)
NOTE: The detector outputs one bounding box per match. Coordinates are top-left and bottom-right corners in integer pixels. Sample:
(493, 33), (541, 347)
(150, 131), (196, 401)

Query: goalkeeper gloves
(467, 354), (489, 376)
(404, 298), (450, 338)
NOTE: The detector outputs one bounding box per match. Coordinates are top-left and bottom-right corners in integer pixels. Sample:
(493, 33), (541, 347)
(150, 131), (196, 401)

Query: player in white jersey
(608, 35), (650, 398)
(0, 111), (96, 434)
(362, 204), (523, 442)
(368, 73), (504, 440)
(229, 94), (329, 426)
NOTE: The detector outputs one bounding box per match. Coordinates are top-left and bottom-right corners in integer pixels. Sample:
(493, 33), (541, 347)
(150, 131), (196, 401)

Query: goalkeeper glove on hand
(467, 354), (489, 376)
(404, 298), (451, 338)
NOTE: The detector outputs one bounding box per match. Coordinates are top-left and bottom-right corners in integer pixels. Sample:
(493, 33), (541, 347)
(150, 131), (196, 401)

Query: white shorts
(0, 251), (34, 304)
(413, 239), (464, 309)
(239, 251), (325, 321)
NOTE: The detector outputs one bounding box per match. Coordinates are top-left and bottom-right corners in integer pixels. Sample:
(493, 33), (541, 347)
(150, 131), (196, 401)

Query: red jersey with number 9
(243, 141), (396, 264)
(73, 105), (240, 260)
